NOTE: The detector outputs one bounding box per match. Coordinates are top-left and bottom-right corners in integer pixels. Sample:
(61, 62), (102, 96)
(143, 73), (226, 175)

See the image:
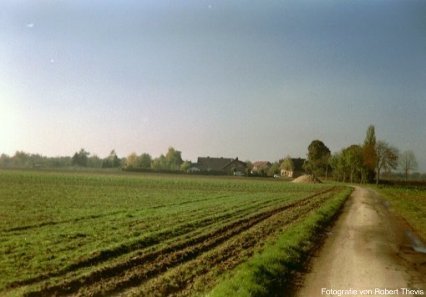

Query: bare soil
(292, 175), (322, 184)
(295, 186), (426, 297)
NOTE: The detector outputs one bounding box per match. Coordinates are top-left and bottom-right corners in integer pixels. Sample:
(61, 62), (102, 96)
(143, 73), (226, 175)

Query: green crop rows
(0, 170), (349, 296)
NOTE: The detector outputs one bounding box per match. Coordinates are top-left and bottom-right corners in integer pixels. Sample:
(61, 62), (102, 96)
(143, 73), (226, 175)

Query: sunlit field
(0, 170), (349, 296)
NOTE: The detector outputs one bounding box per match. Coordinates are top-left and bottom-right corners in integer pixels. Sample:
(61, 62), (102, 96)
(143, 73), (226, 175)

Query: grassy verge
(372, 185), (426, 242)
(205, 187), (352, 297)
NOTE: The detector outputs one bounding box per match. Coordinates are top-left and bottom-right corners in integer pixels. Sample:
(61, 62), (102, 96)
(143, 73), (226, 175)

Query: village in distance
(0, 125), (424, 184)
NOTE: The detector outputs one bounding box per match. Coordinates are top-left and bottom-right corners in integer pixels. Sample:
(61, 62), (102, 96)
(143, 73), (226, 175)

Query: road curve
(295, 186), (425, 297)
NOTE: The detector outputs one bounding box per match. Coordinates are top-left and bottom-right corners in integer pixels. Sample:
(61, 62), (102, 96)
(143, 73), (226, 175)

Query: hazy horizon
(1, 1), (425, 171)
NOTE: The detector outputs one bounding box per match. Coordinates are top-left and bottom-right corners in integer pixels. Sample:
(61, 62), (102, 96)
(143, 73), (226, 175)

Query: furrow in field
(4, 192), (297, 291)
(123, 194), (288, 232)
(1, 211), (126, 233)
(2, 189), (258, 233)
(82, 189), (335, 297)
(2, 193), (242, 233)
(3, 191), (280, 235)
(9, 198), (291, 294)
(23, 188), (336, 297)
(129, 192), (332, 297)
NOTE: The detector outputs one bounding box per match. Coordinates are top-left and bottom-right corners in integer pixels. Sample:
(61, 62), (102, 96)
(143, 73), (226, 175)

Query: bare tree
(400, 150), (418, 182)
(375, 141), (399, 184)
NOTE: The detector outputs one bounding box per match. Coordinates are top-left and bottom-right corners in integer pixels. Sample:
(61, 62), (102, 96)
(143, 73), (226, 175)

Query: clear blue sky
(1, 1), (425, 171)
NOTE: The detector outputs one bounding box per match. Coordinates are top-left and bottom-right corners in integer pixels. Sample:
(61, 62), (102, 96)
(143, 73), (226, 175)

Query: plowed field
(0, 170), (347, 296)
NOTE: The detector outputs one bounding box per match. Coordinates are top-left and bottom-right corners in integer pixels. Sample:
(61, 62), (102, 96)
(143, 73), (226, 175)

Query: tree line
(123, 147), (191, 172)
(0, 147), (189, 172)
(0, 125), (421, 181)
(302, 125), (419, 183)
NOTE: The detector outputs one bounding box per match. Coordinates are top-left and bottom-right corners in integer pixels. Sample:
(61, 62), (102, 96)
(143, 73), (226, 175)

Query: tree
(399, 150), (418, 182)
(342, 145), (364, 183)
(0, 154), (12, 168)
(102, 150), (121, 168)
(71, 149), (89, 167)
(165, 147), (183, 170)
(46, 156), (71, 167)
(152, 154), (167, 170)
(362, 125), (377, 182)
(88, 155), (103, 168)
(139, 153), (152, 169)
(180, 161), (191, 172)
(375, 141), (399, 184)
(330, 152), (346, 182)
(267, 162), (280, 177)
(11, 151), (31, 167)
(364, 125), (376, 146)
(125, 153), (139, 169)
(245, 161), (253, 176)
(280, 156), (294, 172)
(304, 140), (331, 178)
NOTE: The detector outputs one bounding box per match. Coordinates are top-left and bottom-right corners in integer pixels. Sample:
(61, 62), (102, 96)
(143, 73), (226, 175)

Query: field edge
(368, 185), (426, 243)
(205, 186), (353, 297)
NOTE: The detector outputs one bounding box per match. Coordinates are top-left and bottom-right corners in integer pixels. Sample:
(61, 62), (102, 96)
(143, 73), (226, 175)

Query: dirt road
(295, 186), (425, 297)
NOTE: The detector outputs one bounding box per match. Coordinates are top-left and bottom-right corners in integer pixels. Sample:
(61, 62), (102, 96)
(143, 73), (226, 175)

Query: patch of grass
(206, 187), (352, 297)
(374, 185), (426, 241)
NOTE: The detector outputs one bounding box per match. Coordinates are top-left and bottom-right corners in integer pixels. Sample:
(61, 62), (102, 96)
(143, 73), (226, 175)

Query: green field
(0, 170), (350, 296)
(374, 185), (426, 242)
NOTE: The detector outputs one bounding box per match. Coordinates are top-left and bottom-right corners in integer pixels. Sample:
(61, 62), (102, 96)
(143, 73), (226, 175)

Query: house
(190, 157), (247, 175)
(251, 161), (272, 175)
(223, 158), (247, 176)
(281, 158), (306, 178)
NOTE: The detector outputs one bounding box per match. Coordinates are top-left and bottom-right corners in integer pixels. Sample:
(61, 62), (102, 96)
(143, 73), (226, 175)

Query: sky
(1, 0), (426, 171)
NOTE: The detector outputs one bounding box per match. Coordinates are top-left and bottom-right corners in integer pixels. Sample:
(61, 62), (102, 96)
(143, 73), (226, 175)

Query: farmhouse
(281, 158), (306, 178)
(190, 157), (247, 175)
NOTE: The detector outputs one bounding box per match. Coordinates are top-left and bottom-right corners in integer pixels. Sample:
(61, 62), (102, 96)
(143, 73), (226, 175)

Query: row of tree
(124, 147), (191, 171)
(0, 151), (72, 168)
(303, 125), (418, 183)
(71, 149), (121, 168)
(0, 149), (122, 169)
(0, 147), (189, 172)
